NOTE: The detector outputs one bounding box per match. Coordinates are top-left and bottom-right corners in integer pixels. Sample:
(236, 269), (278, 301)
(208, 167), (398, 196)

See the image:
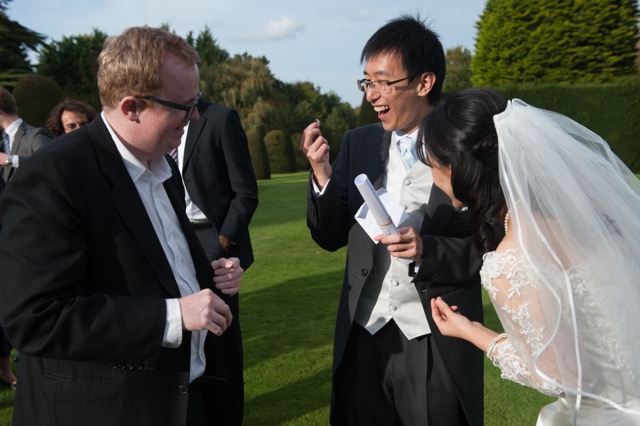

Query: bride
(416, 88), (640, 425)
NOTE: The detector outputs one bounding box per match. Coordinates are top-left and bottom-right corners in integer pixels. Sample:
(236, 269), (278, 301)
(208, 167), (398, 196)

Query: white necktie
(398, 136), (417, 171)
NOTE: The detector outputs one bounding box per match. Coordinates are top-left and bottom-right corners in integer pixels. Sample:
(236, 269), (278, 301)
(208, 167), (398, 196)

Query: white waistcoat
(354, 143), (434, 340)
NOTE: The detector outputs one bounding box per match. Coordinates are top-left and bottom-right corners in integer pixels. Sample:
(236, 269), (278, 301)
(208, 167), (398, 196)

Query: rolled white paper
(354, 174), (398, 237)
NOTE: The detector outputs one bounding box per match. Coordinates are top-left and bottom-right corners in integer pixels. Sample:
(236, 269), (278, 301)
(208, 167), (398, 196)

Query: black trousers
(0, 327), (12, 358)
(333, 320), (467, 426)
(194, 226), (244, 426)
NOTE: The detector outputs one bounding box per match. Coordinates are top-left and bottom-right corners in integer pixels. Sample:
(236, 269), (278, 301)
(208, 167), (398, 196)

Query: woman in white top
(417, 88), (640, 425)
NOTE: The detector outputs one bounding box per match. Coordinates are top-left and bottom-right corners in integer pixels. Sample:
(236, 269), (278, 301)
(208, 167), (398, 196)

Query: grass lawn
(1, 171), (578, 425)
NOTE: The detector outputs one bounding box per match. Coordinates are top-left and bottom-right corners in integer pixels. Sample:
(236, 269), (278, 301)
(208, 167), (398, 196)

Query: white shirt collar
(4, 118), (23, 140)
(392, 128), (419, 145)
(100, 112), (172, 184)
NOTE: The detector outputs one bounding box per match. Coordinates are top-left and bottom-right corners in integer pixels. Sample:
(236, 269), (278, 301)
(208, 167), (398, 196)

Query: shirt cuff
(163, 299), (183, 348)
(311, 177), (330, 196)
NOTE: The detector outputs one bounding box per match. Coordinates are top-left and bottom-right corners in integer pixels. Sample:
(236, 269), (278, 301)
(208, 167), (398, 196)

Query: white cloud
(349, 8), (374, 21)
(234, 16), (305, 43)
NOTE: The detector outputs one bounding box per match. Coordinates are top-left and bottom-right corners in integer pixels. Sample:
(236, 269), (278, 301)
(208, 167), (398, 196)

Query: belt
(190, 220), (212, 230)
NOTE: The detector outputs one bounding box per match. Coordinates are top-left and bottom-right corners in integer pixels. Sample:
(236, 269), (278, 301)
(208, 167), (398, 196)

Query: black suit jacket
(0, 118), (226, 426)
(182, 101), (258, 270)
(1, 120), (50, 181)
(307, 123), (485, 425)
(180, 101), (257, 426)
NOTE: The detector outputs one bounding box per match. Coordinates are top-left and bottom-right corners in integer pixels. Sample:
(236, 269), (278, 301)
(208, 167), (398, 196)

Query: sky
(9, 0), (486, 107)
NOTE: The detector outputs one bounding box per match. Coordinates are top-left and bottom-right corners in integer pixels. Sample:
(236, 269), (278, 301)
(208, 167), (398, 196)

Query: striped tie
(170, 148), (179, 167)
(2, 131), (9, 154)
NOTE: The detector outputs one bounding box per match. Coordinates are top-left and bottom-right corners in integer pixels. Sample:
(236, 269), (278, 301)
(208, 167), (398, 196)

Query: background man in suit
(173, 99), (258, 425)
(300, 15), (484, 425)
(0, 27), (243, 426)
(0, 87), (51, 182)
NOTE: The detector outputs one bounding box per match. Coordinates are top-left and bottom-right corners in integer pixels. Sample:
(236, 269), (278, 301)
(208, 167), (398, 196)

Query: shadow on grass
(241, 270), (342, 371)
(0, 388), (14, 420)
(244, 368), (332, 426)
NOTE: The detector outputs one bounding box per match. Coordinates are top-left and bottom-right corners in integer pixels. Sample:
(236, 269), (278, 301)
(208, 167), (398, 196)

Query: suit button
(361, 268), (368, 277)
(403, 179), (411, 186)
(178, 385), (188, 395)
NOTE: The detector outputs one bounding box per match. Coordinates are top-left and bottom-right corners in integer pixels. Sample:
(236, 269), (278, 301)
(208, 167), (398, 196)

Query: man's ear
(417, 72), (436, 98)
(120, 96), (141, 122)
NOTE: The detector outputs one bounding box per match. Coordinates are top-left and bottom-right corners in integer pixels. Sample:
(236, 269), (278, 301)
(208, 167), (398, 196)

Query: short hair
(46, 98), (98, 137)
(0, 87), (18, 115)
(417, 88), (508, 252)
(361, 14), (446, 104)
(97, 26), (200, 108)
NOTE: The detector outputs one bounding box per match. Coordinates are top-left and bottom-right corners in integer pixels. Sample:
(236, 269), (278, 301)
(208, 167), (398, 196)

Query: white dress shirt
(102, 114), (206, 382)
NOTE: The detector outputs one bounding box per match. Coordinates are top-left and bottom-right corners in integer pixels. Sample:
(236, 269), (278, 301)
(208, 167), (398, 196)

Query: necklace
(504, 210), (510, 234)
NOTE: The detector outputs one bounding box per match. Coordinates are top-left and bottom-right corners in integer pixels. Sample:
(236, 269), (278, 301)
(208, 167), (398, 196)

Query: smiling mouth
(374, 105), (390, 113)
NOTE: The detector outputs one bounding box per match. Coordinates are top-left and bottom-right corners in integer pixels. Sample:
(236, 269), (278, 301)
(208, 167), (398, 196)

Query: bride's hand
(431, 296), (476, 340)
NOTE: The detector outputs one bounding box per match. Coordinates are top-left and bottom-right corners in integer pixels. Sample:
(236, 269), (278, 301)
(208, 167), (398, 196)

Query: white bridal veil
(494, 99), (640, 413)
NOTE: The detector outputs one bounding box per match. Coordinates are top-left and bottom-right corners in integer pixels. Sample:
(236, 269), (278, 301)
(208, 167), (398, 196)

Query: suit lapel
(10, 123), (26, 155)
(371, 128), (390, 190)
(420, 185), (455, 235)
(89, 119), (182, 297)
(182, 102), (210, 170)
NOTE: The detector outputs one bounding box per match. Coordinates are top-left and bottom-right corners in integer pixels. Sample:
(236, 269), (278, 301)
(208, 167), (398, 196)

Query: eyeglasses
(356, 76), (413, 93)
(141, 92), (202, 126)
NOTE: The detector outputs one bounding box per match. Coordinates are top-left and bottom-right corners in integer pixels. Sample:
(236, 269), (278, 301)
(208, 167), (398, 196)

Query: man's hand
(377, 227), (423, 260)
(300, 120), (331, 189)
(0, 153), (9, 166)
(212, 257), (243, 296)
(178, 289), (232, 336)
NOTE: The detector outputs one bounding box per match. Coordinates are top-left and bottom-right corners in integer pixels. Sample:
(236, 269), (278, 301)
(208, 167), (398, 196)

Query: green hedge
(492, 77), (640, 172)
(264, 130), (296, 174)
(247, 128), (270, 180)
(12, 75), (64, 128)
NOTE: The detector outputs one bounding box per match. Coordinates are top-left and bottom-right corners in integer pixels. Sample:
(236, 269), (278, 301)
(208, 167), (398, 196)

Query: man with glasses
(46, 97), (98, 138)
(0, 27), (242, 426)
(300, 15), (484, 425)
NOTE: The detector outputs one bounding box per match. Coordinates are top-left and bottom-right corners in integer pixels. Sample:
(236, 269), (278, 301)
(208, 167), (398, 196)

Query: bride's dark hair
(417, 88), (508, 253)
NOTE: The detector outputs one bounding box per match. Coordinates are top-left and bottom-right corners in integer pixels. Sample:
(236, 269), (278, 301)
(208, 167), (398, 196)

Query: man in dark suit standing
(0, 87), (51, 182)
(300, 15), (484, 425)
(174, 99), (258, 425)
(0, 27), (243, 426)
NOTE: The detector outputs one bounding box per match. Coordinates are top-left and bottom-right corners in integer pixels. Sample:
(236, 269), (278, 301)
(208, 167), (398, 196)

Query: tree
(443, 46), (473, 93)
(186, 26), (229, 67)
(264, 129), (296, 173)
(0, 0), (46, 86)
(201, 53), (280, 135)
(12, 74), (63, 127)
(36, 29), (107, 108)
(472, 0), (640, 86)
(247, 128), (270, 180)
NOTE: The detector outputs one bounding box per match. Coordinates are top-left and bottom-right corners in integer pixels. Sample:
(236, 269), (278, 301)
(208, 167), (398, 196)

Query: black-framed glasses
(356, 76), (413, 93)
(141, 92), (202, 126)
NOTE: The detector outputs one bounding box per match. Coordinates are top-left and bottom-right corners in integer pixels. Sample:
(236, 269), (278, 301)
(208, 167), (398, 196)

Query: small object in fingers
(314, 118), (321, 126)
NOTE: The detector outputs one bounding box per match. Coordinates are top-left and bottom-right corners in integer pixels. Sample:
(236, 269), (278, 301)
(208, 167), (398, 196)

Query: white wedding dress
(482, 248), (640, 425)
(480, 99), (640, 425)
